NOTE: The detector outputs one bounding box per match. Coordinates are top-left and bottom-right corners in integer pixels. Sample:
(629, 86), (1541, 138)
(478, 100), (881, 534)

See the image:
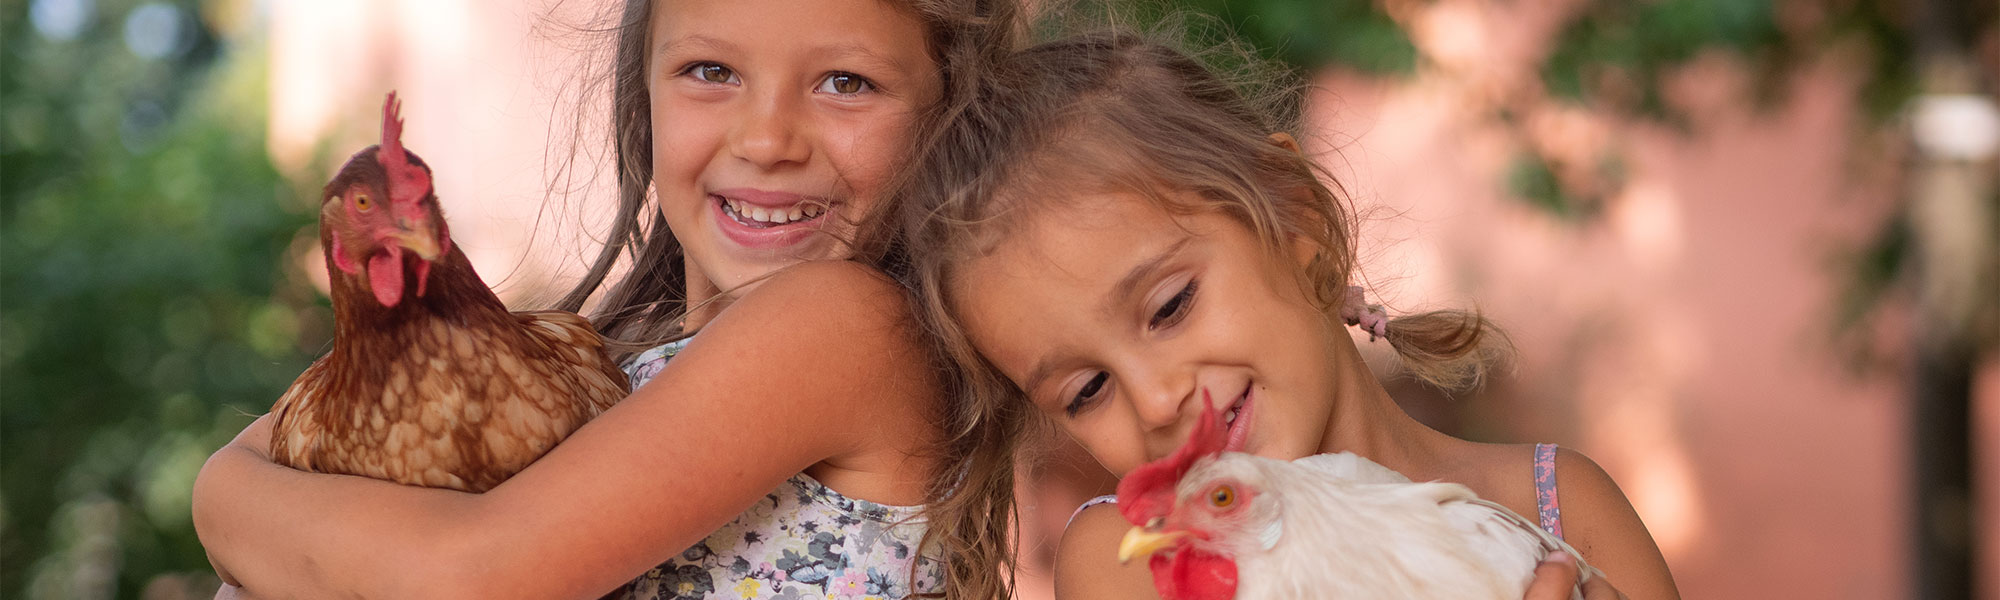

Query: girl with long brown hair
(192, 1), (1025, 597)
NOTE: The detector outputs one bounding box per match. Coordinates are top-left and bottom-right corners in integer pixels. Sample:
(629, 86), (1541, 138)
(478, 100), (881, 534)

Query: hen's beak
(1117, 519), (1190, 564)
(386, 222), (441, 261)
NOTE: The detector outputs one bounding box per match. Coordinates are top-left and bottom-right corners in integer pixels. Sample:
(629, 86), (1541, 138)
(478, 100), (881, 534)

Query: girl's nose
(1126, 370), (1196, 434)
(729, 92), (810, 169)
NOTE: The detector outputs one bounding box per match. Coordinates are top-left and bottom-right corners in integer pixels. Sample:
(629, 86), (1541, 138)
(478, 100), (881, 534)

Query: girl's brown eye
(1210, 484), (1235, 507)
(819, 73), (872, 95)
(355, 194), (372, 211)
(832, 76), (861, 94)
(685, 63), (736, 84)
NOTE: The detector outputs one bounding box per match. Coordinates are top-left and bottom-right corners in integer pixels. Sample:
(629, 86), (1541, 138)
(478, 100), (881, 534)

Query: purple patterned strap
(1534, 443), (1566, 540)
(1068, 495), (1119, 529)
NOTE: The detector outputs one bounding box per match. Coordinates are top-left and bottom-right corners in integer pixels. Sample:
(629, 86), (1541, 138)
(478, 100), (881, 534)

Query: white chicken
(1115, 397), (1602, 600)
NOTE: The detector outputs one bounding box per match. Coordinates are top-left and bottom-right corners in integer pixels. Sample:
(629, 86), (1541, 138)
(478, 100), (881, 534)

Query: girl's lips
(708, 193), (837, 250)
(1225, 388), (1253, 452)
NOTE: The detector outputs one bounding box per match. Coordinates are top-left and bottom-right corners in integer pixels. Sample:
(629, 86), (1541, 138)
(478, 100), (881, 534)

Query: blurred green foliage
(1159, 0), (1927, 221)
(1542, 0), (1787, 119)
(2, 0), (319, 597)
(1171, 0), (1415, 74)
(1083, 0), (1416, 75)
(1541, 0), (1921, 121)
(1534, 0), (1921, 216)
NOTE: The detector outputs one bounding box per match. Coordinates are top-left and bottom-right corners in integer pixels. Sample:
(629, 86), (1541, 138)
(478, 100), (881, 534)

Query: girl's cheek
(832, 125), (903, 196)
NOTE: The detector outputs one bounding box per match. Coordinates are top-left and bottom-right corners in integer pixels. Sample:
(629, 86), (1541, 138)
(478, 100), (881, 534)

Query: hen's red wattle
(1154, 546), (1239, 600)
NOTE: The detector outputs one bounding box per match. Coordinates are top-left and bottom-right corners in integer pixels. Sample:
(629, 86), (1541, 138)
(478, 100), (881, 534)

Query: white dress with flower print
(612, 339), (945, 600)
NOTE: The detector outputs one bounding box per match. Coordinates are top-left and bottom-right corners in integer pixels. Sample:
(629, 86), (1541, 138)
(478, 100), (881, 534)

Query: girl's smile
(707, 188), (838, 249)
(649, 0), (939, 303)
(1224, 386), (1253, 452)
(951, 190), (1345, 476)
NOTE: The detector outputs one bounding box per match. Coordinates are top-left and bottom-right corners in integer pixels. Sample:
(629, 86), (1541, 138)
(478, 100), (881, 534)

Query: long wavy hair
(546, 1), (1026, 598)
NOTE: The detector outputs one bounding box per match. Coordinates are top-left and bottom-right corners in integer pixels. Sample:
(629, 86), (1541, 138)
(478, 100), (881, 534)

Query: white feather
(1176, 452), (1600, 600)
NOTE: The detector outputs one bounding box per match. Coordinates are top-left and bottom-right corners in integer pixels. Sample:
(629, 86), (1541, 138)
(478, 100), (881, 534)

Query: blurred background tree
(2, 0), (324, 597)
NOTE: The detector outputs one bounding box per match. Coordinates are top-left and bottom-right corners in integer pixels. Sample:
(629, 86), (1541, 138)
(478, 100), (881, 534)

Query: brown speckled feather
(271, 140), (627, 493)
(270, 302), (626, 492)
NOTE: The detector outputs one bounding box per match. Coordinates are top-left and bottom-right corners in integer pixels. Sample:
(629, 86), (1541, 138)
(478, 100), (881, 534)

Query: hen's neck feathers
(322, 235), (514, 356)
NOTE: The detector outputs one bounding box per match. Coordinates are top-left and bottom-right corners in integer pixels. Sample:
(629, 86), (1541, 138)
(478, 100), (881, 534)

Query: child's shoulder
(724, 260), (918, 336)
(1442, 441), (1679, 598)
(1436, 443), (1621, 530)
(685, 259), (932, 401)
(750, 260), (906, 308)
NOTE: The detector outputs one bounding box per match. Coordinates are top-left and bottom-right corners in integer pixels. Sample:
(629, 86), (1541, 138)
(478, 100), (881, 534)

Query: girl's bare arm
(192, 261), (934, 599)
(1551, 448), (1680, 600)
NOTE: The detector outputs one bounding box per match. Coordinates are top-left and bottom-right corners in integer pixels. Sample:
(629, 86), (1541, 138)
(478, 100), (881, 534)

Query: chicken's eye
(355, 193), (373, 212)
(1209, 484), (1235, 508)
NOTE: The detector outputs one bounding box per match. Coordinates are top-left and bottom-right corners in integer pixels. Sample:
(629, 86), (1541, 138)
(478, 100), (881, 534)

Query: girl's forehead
(958, 191), (1199, 296)
(651, 0), (932, 50)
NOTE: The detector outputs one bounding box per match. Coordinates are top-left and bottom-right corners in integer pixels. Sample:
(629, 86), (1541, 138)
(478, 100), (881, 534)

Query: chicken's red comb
(1116, 391), (1230, 525)
(377, 91), (431, 206)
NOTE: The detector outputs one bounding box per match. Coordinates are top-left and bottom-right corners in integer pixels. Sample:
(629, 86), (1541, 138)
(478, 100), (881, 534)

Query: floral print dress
(614, 339), (944, 600)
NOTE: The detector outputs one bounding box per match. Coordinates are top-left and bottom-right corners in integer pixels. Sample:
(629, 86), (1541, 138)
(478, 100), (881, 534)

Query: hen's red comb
(377, 91), (431, 206)
(1117, 391), (1230, 525)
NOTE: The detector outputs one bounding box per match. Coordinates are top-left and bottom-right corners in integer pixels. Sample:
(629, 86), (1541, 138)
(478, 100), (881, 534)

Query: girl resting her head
(885, 29), (1681, 600)
(192, 0), (1026, 598)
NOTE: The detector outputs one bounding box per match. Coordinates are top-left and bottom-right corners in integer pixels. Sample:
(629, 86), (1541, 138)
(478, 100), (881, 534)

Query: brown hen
(270, 93), (627, 493)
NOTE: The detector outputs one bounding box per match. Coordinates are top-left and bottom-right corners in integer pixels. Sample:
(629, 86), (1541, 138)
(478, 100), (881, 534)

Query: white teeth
(719, 195), (827, 226)
(1225, 408), (1239, 424)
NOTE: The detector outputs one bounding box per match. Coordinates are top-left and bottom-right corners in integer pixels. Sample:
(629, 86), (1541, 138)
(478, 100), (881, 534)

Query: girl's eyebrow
(809, 42), (913, 74)
(654, 36), (910, 77)
(654, 34), (736, 62)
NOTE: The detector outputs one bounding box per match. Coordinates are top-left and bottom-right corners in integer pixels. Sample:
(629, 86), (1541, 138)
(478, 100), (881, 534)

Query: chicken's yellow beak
(1117, 524), (1190, 564)
(387, 227), (441, 261)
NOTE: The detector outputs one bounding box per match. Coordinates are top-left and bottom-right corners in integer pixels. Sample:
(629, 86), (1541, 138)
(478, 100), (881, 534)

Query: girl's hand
(1525, 552), (1628, 600)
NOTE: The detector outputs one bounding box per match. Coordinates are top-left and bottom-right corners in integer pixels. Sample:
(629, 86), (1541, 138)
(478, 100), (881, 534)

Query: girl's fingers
(1579, 570), (1630, 600)
(1522, 551), (1582, 600)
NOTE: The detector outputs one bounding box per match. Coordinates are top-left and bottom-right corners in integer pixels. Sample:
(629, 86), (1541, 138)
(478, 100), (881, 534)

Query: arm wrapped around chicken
(1115, 396), (1602, 600)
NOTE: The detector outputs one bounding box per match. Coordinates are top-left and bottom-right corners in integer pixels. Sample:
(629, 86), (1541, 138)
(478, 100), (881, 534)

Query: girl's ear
(1269, 131), (1313, 268)
(1267, 132), (1303, 156)
(1286, 232), (1318, 270)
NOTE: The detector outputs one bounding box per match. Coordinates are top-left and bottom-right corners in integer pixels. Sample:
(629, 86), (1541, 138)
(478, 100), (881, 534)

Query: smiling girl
(191, 1), (1022, 598)
(887, 30), (1680, 599)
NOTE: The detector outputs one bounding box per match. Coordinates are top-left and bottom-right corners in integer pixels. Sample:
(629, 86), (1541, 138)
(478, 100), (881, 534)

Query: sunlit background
(3, 0), (1995, 598)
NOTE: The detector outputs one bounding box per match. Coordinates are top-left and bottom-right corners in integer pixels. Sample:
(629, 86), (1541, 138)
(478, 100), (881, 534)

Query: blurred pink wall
(1299, 1), (1989, 598)
(265, 1), (1994, 598)
(268, 0), (614, 305)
